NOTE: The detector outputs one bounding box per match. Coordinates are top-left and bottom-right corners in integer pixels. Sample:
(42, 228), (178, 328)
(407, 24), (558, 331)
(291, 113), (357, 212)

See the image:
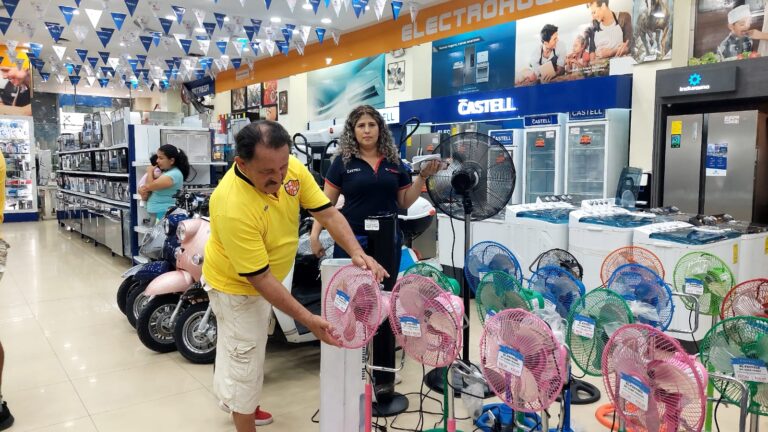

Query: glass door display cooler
(522, 114), (566, 203)
(1, 116), (37, 220)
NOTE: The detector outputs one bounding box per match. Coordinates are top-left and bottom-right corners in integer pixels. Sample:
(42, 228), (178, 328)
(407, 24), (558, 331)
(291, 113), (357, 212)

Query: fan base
(424, 367), (494, 398)
(372, 393), (409, 417)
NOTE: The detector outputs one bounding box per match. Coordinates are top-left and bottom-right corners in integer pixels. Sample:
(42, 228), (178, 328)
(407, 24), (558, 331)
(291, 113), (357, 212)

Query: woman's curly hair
(337, 105), (400, 165)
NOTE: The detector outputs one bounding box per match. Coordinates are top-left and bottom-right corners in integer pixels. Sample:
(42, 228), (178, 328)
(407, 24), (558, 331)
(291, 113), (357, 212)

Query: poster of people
(231, 87), (246, 112)
(693, 0), (767, 62)
(246, 83), (261, 109)
(515, 0), (635, 87)
(632, 0), (674, 62)
(0, 54), (32, 116)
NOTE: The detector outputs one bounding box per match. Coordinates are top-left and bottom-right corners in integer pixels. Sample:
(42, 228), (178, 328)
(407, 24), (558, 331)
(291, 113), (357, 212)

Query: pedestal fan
(601, 246), (665, 288)
(476, 271), (543, 325)
(465, 241), (523, 294)
(403, 262), (461, 295)
(720, 278), (768, 319)
(602, 324), (708, 432)
(529, 248), (584, 281)
(389, 274), (464, 432)
(606, 263), (674, 330)
(425, 132), (516, 394)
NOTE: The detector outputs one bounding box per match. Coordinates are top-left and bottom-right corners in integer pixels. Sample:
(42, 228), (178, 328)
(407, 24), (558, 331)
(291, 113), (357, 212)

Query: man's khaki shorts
(208, 288), (272, 415)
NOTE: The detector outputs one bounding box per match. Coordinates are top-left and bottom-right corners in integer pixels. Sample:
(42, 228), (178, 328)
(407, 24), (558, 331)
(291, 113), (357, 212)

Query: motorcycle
(135, 216), (214, 357)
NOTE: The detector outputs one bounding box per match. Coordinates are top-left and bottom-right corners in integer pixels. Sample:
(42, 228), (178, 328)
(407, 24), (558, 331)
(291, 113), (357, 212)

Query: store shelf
(57, 189), (131, 208)
(57, 170), (130, 178)
(132, 161), (228, 167)
(57, 145), (128, 155)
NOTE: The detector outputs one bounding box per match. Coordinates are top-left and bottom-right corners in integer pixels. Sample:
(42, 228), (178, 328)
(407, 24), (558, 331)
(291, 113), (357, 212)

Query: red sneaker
(254, 406), (273, 426)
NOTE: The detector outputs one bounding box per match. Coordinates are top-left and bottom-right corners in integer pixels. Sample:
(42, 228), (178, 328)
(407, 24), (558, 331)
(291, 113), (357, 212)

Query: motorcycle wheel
(136, 294), (182, 353)
(116, 276), (139, 315)
(174, 302), (217, 364)
(126, 283), (151, 328)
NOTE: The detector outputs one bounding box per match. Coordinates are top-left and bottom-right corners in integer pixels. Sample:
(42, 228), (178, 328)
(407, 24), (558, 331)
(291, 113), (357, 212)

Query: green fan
(475, 271), (543, 325)
(402, 263), (460, 295)
(566, 289), (634, 377)
(700, 316), (768, 419)
(673, 252), (735, 316)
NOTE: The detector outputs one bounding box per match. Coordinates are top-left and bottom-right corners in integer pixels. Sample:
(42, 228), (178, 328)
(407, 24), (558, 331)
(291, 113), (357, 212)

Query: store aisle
(0, 221), (759, 431)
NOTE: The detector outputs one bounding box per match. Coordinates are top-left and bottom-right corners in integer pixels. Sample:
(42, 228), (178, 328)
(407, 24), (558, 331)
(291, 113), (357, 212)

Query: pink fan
(480, 308), (568, 415)
(322, 265), (388, 349)
(601, 246), (665, 287)
(389, 274), (464, 368)
(720, 278), (768, 319)
(602, 324), (707, 432)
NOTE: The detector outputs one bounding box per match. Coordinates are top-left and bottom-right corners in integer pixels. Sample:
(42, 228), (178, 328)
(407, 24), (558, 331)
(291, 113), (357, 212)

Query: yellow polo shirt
(203, 156), (331, 295)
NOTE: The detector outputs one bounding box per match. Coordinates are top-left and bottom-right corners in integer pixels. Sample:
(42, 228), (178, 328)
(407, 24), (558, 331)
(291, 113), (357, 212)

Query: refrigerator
(489, 129), (524, 205)
(522, 114), (567, 203)
(565, 109), (630, 203)
(1, 116), (37, 218)
(663, 111), (768, 223)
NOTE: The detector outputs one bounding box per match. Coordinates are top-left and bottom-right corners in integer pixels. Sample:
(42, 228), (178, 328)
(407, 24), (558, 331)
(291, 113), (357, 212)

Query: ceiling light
(270, 17), (282, 23)
(321, 18), (332, 24)
(223, 16), (230, 22)
(325, 57), (332, 65)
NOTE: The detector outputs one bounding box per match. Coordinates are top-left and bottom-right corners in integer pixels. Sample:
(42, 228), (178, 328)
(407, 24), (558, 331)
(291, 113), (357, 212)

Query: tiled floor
(0, 220), (761, 431)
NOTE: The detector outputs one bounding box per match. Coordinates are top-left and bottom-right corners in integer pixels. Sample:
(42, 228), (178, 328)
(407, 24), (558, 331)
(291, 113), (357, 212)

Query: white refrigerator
(488, 128), (524, 205)
(1, 116), (37, 220)
(522, 114), (567, 203)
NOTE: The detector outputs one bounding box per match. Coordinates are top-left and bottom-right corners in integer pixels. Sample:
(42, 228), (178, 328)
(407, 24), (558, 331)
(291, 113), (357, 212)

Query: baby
(138, 154), (161, 207)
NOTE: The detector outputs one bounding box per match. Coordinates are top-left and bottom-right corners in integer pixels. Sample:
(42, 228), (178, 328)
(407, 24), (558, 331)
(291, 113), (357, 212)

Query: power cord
(714, 386), (726, 432)
(688, 308), (700, 352)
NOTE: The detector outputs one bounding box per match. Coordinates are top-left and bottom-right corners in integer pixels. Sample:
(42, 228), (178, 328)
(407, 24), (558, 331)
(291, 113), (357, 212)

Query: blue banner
(203, 22), (216, 37)
(250, 19), (261, 35)
(525, 114), (559, 127)
(72, 64), (82, 76)
(164, 70), (172, 80)
(2, 0), (19, 17)
(249, 42), (260, 54)
(136, 54), (147, 66)
(96, 28), (114, 47)
(309, 0), (321, 13)
(29, 43), (43, 58)
(101, 66), (114, 76)
(40, 72), (51, 82)
(569, 109), (606, 121)
(264, 0), (272, 9)
(75, 48), (88, 62)
(0, 17), (12, 35)
(159, 17), (173, 35)
(69, 75), (81, 86)
(59, 6), (76, 25)
(139, 35), (153, 51)
(165, 59), (175, 70)
(111, 12), (127, 30)
(127, 58), (139, 73)
(231, 58), (241, 69)
(315, 27), (326, 44)
(173, 57), (181, 69)
(281, 27), (292, 43)
(352, 0), (364, 18)
(179, 38), (192, 54)
(215, 40), (228, 54)
(391, 0), (402, 20)
(46, 21), (64, 42)
(152, 32), (161, 47)
(171, 5), (185, 24)
(243, 25), (255, 41)
(124, 0), (139, 16)
(214, 12), (225, 29)
(276, 40), (289, 55)
(98, 51), (110, 64)
(87, 57), (98, 68)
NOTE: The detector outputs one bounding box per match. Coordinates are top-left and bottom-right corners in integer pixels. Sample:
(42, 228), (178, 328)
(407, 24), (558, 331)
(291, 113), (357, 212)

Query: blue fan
(465, 241), (523, 294)
(527, 266), (585, 318)
(606, 263), (675, 330)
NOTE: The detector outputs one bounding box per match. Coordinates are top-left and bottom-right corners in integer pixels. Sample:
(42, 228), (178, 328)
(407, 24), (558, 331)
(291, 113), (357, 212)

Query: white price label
(570, 127), (580, 135)
(479, 271), (489, 281)
(334, 290), (350, 313)
(546, 131), (555, 138)
(572, 315), (596, 339)
(364, 219), (380, 231)
(732, 358), (768, 383)
(724, 115), (740, 125)
(399, 316), (422, 337)
(497, 345), (524, 377)
(485, 310), (497, 323)
(720, 272), (730, 282)
(619, 373), (650, 412)
(684, 278), (705, 295)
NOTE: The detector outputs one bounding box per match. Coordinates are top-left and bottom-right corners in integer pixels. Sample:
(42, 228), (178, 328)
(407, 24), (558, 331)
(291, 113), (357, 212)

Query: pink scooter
(136, 217), (215, 361)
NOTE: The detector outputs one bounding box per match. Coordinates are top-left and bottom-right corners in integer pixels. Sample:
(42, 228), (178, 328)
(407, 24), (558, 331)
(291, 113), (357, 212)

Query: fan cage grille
(601, 246), (665, 288)
(465, 241), (523, 294)
(321, 265), (381, 349)
(673, 252), (735, 316)
(476, 271), (529, 325)
(606, 263), (674, 331)
(529, 248), (584, 281)
(527, 266), (585, 318)
(720, 278), (768, 320)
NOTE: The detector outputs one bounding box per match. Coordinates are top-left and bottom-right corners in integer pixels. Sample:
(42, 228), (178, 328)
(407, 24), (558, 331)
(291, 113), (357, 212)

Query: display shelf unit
(58, 189), (130, 207)
(57, 170), (130, 178)
(57, 145), (129, 155)
(2, 116), (38, 222)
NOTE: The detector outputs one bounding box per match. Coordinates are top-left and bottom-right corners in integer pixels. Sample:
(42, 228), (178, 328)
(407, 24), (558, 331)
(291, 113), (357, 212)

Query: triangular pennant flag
(74, 0), (81, 5)
(59, 6), (77, 25)
(86, 76), (96, 87)
(71, 25), (89, 43)
(264, 38), (275, 56)
(374, 0), (386, 20)
(98, 51), (110, 64)
(309, 0), (321, 13)
(250, 19), (261, 35)
(295, 39), (305, 56)
(409, 1), (418, 23)
(140, 35), (153, 51)
(98, 77), (109, 87)
(127, 58), (139, 73)
(159, 18), (173, 35)
(203, 22), (216, 37)
(97, 28), (114, 47)
(136, 54), (147, 67)
(55, 73), (65, 84)
(87, 57), (98, 68)
(300, 25), (311, 45)
(124, 0), (139, 16)
(197, 37), (210, 55)
(165, 59), (175, 69)
(282, 24), (294, 43)
(315, 27), (326, 43)
(85, 9), (102, 29)
(391, 0), (403, 20)
(75, 48), (88, 62)
(352, 0), (364, 18)
(152, 32), (161, 46)
(331, 29), (340, 45)
(332, 0), (342, 16)
(214, 12), (225, 29)
(69, 75), (81, 86)
(2, 0), (19, 17)
(249, 41), (260, 54)
(231, 58), (241, 69)
(179, 39), (192, 54)
(286, 0), (297, 12)
(45, 22), (64, 42)
(264, 0), (272, 9)
(164, 69), (172, 80)
(276, 40), (289, 56)
(29, 43), (43, 58)
(108, 57), (120, 69)
(111, 12), (127, 30)
(216, 39), (228, 54)
(100, 66), (112, 76)
(324, 0), (331, 6)
(173, 56), (181, 69)
(0, 17), (11, 35)
(41, 72), (51, 82)
(171, 6), (185, 24)
(243, 25), (255, 41)
(193, 9), (205, 27)
(72, 64), (82, 76)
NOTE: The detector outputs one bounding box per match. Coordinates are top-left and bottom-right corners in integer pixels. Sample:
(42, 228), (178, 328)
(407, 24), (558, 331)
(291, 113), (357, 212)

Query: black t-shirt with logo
(325, 155), (412, 235)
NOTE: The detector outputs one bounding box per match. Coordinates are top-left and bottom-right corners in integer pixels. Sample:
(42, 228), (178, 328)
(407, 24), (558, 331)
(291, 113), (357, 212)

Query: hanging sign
(59, 6), (77, 25)
(214, 12), (226, 30)
(180, 38), (193, 54)
(75, 48), (89, 62)
(2, 0), (19, 17)
(46, 21), (65, 42)
(159, 17), (173, 35)
(139, 35), (153, 51)
(111, 12), (127, 30)
(98, 51), (110, 64)
(315, 27), (326, 44)
(124, 0), (139, 16)
(96, 28), (115, 47)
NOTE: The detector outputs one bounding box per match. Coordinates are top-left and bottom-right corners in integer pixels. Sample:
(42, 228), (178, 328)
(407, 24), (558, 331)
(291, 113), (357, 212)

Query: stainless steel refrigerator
(663, 111), (768, 223)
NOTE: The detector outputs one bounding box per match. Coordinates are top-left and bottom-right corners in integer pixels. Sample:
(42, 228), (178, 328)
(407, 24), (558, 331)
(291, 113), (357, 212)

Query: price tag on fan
(334, 290), (350, 313)
(619, 373), (649, 412)
(720, 271), (730, 282)
(399, 316), (422, 337)
(478, 271), (488, 281)
(732, 358), (768, 383)
(572, 315), (596, 339)
(684, 278), (705, 296)
(364, 219), (380, 231)
(485, 310), (497, 323)
(497, 345), (524, 377)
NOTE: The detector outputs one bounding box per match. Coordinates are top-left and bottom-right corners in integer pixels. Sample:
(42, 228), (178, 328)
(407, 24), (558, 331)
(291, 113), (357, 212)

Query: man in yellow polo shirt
(203, 120), (386, 432)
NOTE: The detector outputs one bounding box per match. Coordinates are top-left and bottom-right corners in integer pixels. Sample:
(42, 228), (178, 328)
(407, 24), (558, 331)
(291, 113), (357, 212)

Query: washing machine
(506, 202), (575, 278)
(726, 222), (768, 283)
(633, 221), (742, 342)
(568, 201), (658, 291)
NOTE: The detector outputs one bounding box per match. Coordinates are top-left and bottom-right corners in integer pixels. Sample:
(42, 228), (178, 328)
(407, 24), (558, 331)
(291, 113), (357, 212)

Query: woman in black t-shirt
(309, 105), (440, 260)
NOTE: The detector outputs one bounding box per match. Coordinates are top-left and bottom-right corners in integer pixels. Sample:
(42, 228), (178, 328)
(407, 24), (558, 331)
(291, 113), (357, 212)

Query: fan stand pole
(462, 198), (472, 362)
